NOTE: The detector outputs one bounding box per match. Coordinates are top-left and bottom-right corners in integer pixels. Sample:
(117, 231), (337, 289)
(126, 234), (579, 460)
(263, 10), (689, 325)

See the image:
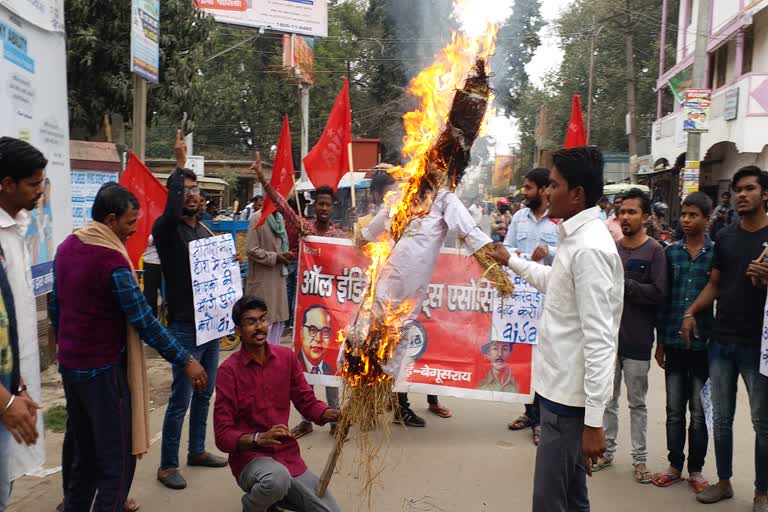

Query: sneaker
(394, 407), (426, 427)
(754, 495), (768, 512)
(696, 481), (734, 504)
(291, 420), (314, 439)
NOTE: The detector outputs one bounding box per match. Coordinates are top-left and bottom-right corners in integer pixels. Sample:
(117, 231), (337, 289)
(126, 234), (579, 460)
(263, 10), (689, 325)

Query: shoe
(754, 495), (768, 512)
(428, 403), (452, 418)
(696, 481), (734, 504)
(291, 420), (314, 439)
(394, 407), (426, 427)
(157, 469), (187, 490)
(187, 451), (228, 468)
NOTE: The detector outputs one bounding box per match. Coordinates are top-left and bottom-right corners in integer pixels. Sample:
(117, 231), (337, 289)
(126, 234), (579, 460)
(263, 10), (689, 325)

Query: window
(709, 44), (728, 89)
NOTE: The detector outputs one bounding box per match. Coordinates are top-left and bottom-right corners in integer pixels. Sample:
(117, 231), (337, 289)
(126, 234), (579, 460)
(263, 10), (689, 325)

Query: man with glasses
(153, 131), (228, 490)
(292, 305), (340, 438)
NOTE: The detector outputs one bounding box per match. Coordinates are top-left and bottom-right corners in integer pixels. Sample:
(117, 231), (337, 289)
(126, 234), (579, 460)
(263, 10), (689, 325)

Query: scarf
(266, 212), (290, 277)
(75, 221), (150, 457)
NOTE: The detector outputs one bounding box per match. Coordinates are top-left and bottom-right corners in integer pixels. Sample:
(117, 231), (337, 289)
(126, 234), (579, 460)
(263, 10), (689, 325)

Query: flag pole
(347, 142), (358, 240)
(291, 174), (304, 223)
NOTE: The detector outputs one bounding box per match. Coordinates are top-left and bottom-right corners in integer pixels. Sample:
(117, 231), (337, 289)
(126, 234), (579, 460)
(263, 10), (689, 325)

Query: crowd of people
(0, 133), (767, 512)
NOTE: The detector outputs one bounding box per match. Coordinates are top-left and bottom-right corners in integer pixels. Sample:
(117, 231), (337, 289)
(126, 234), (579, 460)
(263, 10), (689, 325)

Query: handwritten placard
(761, 290), (768, 377)
(491, 271), (544, 344)
(189, 234), (243, 346)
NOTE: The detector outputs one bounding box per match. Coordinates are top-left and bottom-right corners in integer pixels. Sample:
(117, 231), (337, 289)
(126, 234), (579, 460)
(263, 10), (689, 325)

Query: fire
(340, 23), (498, 390)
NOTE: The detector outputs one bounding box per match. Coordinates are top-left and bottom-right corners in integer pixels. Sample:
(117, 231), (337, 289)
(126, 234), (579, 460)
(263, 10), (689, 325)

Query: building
(652, 0), (768, 206)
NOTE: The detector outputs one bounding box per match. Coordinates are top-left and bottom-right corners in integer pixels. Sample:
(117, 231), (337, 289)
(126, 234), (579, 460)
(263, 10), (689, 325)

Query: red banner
(293, 237), (533, 403)
(119, 152), (168, 268)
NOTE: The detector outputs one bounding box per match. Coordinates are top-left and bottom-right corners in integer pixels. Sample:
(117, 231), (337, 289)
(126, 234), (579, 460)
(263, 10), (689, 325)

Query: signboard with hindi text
(294, 237), (534, 404)
(130, 0), (159, 83)
(195, 0), (328, 38)
(491, 270), (543, 344)
(189, 234), (243, 346)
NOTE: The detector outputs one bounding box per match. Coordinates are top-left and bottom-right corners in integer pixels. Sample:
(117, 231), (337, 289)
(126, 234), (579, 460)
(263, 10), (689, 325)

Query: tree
(65, 0), (216, 138)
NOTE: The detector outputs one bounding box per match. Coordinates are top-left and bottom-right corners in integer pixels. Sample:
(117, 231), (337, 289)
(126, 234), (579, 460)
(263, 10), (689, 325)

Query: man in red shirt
(214, 296), (341, 512)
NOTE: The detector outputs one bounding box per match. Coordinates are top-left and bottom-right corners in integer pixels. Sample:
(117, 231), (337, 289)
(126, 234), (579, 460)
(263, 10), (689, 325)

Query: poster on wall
(683, 88), (711, 133)
(130, 0), (159, 83)
(0, 7), (72, 295)
(294, 237), (534, 404)
(194, 0), (328, 38)
(680, 160), (700, 202)
(71, 170), (119, 230)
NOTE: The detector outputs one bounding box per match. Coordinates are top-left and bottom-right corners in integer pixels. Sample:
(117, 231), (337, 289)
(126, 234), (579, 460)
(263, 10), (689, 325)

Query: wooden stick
(292, 173), (304, 224)
(347, 142), (358, 240)
(315, 422), (350, 497)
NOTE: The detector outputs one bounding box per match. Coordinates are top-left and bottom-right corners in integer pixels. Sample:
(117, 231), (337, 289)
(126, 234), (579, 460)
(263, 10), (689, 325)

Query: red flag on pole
(564, 95), (587, 149)
(119, 152), (168, 267)
(303, 78), (351, 192)
(257, 115), (295, 228)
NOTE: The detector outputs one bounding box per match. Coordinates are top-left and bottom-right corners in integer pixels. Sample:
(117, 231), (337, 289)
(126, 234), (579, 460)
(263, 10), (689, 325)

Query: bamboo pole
(292, 173), (304, 223)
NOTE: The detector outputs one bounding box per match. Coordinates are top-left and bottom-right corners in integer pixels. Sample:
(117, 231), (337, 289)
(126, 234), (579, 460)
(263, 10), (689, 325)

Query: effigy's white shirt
(360, 189), (490, 374)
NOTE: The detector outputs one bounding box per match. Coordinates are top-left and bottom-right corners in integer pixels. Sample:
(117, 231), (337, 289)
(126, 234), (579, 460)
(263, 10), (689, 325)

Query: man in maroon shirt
(214, 296), (341, 512)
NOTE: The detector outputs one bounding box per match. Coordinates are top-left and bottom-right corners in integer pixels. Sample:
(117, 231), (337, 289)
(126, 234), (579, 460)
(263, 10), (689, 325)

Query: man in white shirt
(468, 197), (483, 225)
(0, 137), (47, 504)
(491, 146), (624, 512)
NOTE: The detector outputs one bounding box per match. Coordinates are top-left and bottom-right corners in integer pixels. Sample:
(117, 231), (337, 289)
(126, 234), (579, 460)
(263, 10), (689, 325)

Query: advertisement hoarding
(195, 0), (328, 38)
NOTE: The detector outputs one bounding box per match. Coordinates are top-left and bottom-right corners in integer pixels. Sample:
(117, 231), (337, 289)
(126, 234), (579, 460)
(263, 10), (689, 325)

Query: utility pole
(624, 0), (639, 183)
(299, 83), (310, 180)
(131, 75), (148, 162)
(686, 0), (712, 163)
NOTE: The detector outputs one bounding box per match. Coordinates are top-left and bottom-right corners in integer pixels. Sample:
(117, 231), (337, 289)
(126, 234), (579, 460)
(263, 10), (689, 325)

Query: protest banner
(189, 234), (243, 346)
(491, 271), (543, 344)
(294, 237), (533, 404)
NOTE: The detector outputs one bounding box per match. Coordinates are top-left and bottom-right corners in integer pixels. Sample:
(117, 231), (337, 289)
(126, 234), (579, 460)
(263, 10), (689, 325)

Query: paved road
(8, 356), (759, 512)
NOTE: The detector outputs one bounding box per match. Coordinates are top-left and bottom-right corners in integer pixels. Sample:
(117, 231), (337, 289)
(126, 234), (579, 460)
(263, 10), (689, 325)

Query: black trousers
(142, 263), (163, 318)
(62, 366), (135, 512)
(533, 405), (590, 512)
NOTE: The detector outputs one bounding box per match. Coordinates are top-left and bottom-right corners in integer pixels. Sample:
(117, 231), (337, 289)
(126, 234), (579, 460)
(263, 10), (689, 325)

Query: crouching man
(214, 296), (342, 512)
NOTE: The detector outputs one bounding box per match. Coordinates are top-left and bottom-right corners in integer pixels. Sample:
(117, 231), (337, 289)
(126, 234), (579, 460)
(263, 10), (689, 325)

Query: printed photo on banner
(294, 237), (533, 403)
(190, 234), (243, 346)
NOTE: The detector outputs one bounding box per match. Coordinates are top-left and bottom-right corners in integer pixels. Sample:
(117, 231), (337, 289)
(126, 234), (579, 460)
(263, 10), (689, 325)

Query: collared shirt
(270, 189), (347, 255)
(477, 369), (519, 393)
(657, 238), (714, 351)
(214, 344), (330, 480)
(503, 207), (558, 265)
(0, 207), (44, 478)
(504, 206), (624, 427)
(51, 268), (190, 380)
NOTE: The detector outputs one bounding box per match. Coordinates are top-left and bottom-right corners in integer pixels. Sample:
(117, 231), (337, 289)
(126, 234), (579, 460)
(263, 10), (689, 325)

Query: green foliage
(65, 0), (215, 138)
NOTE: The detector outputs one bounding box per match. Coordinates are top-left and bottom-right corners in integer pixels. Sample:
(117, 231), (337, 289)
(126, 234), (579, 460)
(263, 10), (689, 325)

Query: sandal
(591, 457), (613, 472)
(428, 403), (453, 418)
(634, 465), (654, 484)
(652, 471), (684, 488)
(688, 475), (710, 494)
(507, 415), (532, 431)
(532, 426), (541, 446)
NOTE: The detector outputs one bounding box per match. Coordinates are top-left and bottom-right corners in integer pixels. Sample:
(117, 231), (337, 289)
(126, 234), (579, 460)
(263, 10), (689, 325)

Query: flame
(341, 23), (498, 390)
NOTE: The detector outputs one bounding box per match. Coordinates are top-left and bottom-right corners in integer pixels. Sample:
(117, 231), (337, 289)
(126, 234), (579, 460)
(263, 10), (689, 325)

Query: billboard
(131, 0), (160, 83)
(0, 0), (64, 32)
(195, 0), (328, 38)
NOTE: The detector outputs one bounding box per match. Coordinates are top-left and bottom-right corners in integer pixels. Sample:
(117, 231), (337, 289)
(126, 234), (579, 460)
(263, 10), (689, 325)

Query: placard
(189, 234), (243, 346)
(294, 237), (534, 404)
(491, 270), (543, 344)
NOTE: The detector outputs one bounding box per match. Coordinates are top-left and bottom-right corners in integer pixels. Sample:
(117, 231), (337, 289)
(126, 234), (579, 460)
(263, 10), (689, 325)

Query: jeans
(525, 395), (541, 428)
(0, 373), (12, 511)
(533, 404), (589, 512)
(604, 356), (650, 465)
(160, 322), (220, 470)
(708, 340), (768, 492)
(664, 347), (708, 473)
(62, 366), (135, 512)
(397, 393), (439, 410)
(238, 457), (340, 512)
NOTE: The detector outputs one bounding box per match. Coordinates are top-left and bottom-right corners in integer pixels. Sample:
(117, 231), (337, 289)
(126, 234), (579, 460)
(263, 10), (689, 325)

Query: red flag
(564, 95), (587, 149)
(119, 152), (168, 267)
(303, 78), (351, 191)
(257, 115), (295, 228)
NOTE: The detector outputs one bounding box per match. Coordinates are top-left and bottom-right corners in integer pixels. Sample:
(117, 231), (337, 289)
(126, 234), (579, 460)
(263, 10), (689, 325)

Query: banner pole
(292, 174), (304, 224)
(347, 142), (358, 240)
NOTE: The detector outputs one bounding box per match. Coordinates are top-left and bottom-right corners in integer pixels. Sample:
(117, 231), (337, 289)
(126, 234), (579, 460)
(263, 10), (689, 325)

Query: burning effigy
(315, 24), (513, 503)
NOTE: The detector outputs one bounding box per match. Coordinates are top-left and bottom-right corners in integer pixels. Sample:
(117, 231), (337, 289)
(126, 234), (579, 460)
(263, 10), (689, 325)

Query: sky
(487, 0), (574, 152)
